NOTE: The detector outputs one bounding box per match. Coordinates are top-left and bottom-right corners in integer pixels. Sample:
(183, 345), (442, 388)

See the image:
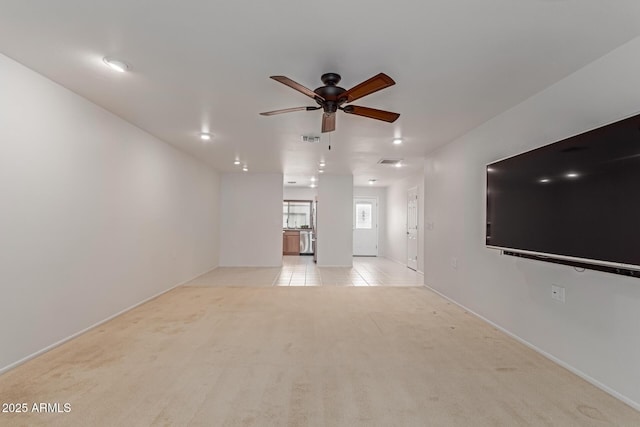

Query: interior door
(407, 187), (418, 270)
(353, 197), (378, 256)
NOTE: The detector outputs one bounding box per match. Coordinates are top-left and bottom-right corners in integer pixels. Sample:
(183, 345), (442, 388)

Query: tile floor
(185, 256), (424, 287)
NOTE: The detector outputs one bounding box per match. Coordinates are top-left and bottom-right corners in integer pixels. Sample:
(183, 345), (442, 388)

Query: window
(355, 203), (372, 229)
(283, 201), (312, 229)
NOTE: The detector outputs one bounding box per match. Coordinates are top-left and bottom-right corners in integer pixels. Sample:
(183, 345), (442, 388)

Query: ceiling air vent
(301, 135), (321, 143)
(287, 181), (297, 184)
(378, 158), (403, 165)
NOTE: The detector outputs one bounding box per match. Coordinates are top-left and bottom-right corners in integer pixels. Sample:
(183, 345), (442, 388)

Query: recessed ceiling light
(310, 177), (316, 182)
(566, 172), (579, 178)
(319, 161), (326, 167)
(242, 166), (248, 172)
(395, 162), (402, 168)
(103, 57), (130, 73)
(393, 138), (403, 145)
(318, 169), (324, 173)
(310, 184), (316, 188)
(200, 132), (212, 141)
(539, 178), (551, 183)
(368, 179), (377, 185)
(234, 160), (240, 165)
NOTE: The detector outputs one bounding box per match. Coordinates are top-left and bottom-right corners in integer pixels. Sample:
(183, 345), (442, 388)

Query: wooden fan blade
(343, 105), (400, 123)
(322, 113), (336, 133)
(271, 76), (325, 101)
(260, 107), (316, 116)
(339, 73), (395, 103)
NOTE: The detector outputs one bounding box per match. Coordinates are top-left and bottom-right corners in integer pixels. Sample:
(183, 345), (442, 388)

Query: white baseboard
(219, 264), (283, 268)
(382, 256), (424, 276)
(424, 284), (640, 412)
(317, 264), (353, 268)
(0, 264), (219, 376)
(383, 255), (406, 266)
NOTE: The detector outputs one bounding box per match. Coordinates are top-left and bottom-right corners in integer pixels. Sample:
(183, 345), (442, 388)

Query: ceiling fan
(260, 72), (400, 133)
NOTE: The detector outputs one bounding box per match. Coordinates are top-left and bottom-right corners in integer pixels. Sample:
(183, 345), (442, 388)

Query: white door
(407, 187), (418, 270)
(353, 197), (378, 256)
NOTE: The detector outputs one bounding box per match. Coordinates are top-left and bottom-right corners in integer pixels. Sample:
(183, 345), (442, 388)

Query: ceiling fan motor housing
(314, 73), (347, 113)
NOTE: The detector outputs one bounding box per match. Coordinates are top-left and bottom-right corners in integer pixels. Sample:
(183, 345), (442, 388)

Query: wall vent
(301, 135), (321, 143)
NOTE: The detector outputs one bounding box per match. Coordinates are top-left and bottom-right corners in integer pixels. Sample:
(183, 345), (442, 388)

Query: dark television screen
(486, 113), (640, 269)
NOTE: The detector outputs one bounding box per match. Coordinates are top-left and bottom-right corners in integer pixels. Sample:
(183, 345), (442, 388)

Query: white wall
(385, 174), (424, 273)
(283, 186), (317, 201)
(424, 36), (640, 409)
(353, 186), (387, 257)
(219, 173), (283, 267)
(0, 53), (220, 372)
(317, 175), (353, 266)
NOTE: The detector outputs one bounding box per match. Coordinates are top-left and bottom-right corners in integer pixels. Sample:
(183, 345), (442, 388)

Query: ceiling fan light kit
(260, 72), (400, 133)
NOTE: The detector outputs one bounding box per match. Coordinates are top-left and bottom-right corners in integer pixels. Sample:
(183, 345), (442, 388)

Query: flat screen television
(486, 113), (640, 276)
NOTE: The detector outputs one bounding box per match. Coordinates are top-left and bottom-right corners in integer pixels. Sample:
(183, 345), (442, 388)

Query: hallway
(186, 256), (424, 287)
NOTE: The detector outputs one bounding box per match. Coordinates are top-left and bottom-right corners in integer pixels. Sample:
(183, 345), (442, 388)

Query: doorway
(407, 187), (418, 270)
(353, 197), (378, 256)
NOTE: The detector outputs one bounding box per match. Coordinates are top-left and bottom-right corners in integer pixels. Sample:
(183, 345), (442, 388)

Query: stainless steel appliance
(312, 200), (317, 262)
(299, 230), (313, 254)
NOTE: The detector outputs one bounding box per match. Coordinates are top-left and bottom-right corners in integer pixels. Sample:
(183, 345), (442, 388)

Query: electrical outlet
(551, 285), (565, 303)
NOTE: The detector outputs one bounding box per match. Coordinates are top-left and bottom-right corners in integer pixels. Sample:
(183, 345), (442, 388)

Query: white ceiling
(1, 1), (640, 187)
